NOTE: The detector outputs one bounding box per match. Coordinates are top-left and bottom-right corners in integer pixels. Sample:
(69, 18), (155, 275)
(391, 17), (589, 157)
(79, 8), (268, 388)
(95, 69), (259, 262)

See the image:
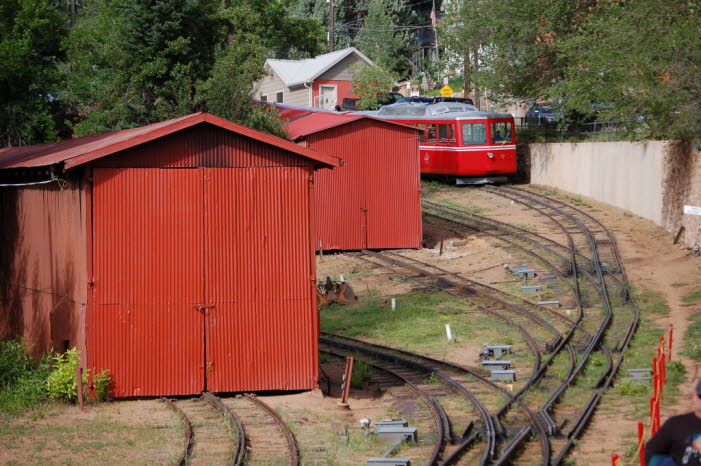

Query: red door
(90, 169), (205, 397)
(204, 167), (317, 392)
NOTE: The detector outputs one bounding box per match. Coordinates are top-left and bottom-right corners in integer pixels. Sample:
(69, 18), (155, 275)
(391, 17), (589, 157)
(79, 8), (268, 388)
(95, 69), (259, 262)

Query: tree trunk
(463, 50), (470, 100)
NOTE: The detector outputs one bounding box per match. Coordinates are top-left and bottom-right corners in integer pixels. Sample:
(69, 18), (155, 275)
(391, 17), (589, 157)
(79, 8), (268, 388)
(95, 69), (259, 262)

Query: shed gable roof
(272, 103), (420, 140)
(0, 113), (339, 170)
(266, 47), (374, 87)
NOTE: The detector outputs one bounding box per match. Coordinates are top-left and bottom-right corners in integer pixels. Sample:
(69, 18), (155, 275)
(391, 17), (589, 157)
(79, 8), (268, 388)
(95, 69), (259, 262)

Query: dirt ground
(1, 184), (699, 465)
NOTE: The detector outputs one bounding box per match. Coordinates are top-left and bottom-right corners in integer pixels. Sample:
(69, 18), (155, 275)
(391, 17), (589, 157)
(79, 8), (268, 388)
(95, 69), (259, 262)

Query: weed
(93, 369), (112, 401)
(421, 180), (444, 194)
(615, 380), (649, 397)
(671, 282), (690, 288)
(682, 311), (701, 361)
(682, 288), (701, 305)
(425, 373), (441, 385)
(319, 352), (329, 364)
(0, 339), (51, 416)
(351, 361), (372, 389)
(47, 348), (87, 403)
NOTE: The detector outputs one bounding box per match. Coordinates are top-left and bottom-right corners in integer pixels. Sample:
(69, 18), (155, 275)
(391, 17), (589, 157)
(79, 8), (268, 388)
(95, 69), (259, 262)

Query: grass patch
(681, 288), (701, 305)
(671, 282), (690, 288)
(682, 311), (701, 361)
(320, 290), (469, 347)
(421, 180), (445, 194)
(350, 361), (372, 389)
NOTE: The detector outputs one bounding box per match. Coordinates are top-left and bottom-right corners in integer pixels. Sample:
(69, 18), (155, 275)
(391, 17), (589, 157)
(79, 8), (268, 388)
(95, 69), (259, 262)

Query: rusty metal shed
(0, 113), (338, 397)
(277, 105), (422, 251)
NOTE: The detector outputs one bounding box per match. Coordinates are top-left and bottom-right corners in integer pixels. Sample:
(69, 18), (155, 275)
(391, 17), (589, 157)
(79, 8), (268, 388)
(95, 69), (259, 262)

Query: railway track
(416, 186), (639, 464)
(322, 333), (550, 465)
(162, 392), (297, 466)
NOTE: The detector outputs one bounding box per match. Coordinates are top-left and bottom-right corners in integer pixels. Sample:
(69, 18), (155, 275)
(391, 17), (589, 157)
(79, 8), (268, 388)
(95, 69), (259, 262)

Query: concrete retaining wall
(527, 141), (701, 247)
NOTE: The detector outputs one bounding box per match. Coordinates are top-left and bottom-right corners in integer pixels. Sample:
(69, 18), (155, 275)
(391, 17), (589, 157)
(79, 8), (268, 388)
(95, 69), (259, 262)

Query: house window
(276, 92), (284, 103)
(261, 95), (268, 103)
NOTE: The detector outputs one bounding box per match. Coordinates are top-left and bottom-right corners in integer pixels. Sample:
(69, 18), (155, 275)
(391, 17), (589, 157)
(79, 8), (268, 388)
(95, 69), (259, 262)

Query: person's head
(496, 131), (501, 135)
(694, 379), (701, 417)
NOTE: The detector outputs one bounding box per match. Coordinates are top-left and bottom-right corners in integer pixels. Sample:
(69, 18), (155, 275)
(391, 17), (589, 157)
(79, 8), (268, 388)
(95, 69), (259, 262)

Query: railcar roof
(354, 102), (513, 121)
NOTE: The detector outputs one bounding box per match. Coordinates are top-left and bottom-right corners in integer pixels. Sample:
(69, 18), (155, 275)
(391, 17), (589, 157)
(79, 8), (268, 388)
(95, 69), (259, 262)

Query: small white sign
(684, 205), (701, 216)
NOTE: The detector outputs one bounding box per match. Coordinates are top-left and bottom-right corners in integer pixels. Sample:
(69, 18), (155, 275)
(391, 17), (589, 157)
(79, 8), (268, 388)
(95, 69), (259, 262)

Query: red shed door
(90, 169), (205, 397)
(204, 168), (317, 392)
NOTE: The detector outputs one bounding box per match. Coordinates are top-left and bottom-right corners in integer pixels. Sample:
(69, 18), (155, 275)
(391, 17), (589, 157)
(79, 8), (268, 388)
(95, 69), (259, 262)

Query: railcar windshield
(461, 123), (487, 145)
(490, 121), (513, 144)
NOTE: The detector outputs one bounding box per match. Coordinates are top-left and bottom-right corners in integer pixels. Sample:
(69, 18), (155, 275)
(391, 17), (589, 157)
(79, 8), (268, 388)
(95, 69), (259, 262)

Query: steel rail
(356, 251), (544, 367)
(320, 349), (447, 464)
(202, 392), (246, 466)
(242, 394), (299, 466)
(500, 187), (640, 464)
(322, 333), (550, 466)
(320, 336), (497, 465)
(161, 398), (193, 466)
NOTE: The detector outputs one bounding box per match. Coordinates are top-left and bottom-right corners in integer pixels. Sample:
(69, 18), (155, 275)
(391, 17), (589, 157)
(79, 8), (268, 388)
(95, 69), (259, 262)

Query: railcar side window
(490, 122), (513, 144)
(438, 124), (456, 143)
(427, 124), (437, 143)
(461, 123), (486, 145)
(418, 124), (426, 143)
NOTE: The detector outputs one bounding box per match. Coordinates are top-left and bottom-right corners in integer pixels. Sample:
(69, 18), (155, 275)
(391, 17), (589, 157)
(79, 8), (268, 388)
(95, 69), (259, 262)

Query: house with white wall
(254, 47), (374, 110)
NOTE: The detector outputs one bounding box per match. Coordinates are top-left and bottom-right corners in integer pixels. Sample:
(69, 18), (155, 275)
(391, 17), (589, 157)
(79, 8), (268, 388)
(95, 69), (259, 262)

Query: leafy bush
(350, 360), (372, 389)
(93, 369), (112, 401)
(0, 339), (51, 415)
(46, 348), (87, 403)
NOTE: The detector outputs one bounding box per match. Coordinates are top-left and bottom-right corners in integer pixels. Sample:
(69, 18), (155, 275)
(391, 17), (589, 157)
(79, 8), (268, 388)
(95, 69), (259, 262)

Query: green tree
(65, 0), (321, 136)
(351, 64), (398, 110)
(354, 0), (407, 72)
(0, 0), (68, 147)
(554, 0), (701, 140)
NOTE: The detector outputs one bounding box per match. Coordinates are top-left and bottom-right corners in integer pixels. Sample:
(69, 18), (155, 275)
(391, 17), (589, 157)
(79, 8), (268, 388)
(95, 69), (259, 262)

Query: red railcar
(358, 103), (517, 184)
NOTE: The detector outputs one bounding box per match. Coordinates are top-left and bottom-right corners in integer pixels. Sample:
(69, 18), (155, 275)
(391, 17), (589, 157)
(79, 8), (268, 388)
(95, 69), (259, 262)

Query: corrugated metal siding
(89, 166), (318, 396)
(307, 120), (422, 250)
(91, 125), (315, 169)
(0, 180), (87, 358)
(205, 167), (317, 391)
(89, 169), (205, 397)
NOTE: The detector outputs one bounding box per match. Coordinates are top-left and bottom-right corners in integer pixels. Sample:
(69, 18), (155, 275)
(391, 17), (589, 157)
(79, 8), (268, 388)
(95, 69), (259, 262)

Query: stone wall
(526, 141), (701, 247)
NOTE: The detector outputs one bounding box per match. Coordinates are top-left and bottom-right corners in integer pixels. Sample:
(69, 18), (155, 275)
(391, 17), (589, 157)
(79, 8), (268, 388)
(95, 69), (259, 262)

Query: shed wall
(307, 120), (422, 250)
(0, 178), (87, 358)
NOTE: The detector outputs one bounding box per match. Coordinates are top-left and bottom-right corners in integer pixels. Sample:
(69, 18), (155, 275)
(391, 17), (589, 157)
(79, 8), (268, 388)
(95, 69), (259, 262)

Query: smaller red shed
(278, 105), (422, 251)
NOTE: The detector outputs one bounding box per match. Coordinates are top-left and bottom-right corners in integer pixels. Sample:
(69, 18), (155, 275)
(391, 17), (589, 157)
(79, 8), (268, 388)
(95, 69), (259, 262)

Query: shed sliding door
(90, 169), (204, 397)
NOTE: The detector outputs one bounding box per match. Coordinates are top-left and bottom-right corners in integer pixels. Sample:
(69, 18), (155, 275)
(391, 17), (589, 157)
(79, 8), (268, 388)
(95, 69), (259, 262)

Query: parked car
(524, 103), (562, 128)
(340, 92), (403, 111)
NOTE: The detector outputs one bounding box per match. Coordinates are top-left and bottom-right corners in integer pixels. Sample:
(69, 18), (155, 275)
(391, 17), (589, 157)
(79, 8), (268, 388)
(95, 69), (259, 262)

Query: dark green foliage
(0, 0), (68, 147)
(0, 340), (51, 416)
(65, 0), (320, 136)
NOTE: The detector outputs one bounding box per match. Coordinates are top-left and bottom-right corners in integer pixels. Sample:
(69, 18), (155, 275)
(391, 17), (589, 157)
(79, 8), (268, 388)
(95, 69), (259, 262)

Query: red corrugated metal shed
(0, 113), (338, 397)
(277, 104), (422, 250)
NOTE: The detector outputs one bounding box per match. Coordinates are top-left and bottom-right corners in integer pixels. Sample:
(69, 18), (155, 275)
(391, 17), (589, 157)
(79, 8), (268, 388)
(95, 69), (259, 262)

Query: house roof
(272, 103), (420, 141)
(266, 47), (374, 87)
(0, 113), (340, 170)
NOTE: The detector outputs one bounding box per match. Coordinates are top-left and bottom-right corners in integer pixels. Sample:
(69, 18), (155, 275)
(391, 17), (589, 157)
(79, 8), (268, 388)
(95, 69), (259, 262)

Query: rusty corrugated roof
(272, 103), (419, 141)
(0, 113), (339, 170)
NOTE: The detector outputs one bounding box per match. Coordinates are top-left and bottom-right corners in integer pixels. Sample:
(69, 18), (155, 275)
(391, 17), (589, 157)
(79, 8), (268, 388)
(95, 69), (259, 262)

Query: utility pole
(68, 0), (76, 26)
(329, 0), (335, 52)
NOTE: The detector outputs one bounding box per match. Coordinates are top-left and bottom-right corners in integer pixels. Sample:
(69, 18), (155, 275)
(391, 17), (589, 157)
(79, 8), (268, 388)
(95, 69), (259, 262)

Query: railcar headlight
(487, 153), (495, 159)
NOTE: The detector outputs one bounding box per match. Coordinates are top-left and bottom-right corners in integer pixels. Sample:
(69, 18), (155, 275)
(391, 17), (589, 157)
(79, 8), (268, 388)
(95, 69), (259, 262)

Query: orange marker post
(638, 421), (646, 466)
